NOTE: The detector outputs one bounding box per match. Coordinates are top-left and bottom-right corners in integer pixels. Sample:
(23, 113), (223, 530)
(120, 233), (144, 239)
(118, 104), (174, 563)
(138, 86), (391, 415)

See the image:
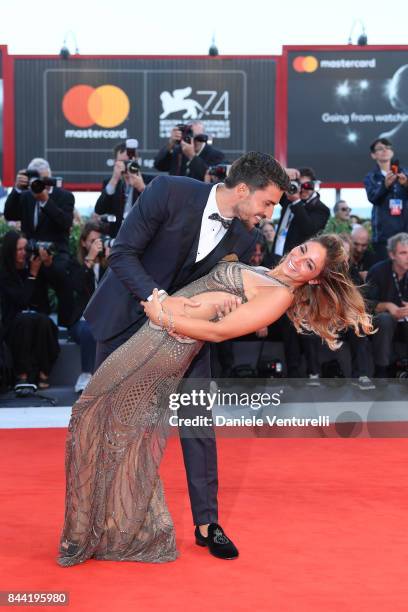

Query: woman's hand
(29, 254), (42, 278)
(89, 238), (103, 261)
(38, 246), (53, 268)
(214, 296), (242, 321)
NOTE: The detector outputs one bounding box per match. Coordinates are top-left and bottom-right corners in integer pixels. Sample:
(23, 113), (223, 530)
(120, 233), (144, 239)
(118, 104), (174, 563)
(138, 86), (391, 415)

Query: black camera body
(176, 124), (194, 144)
(175, 124), (209, 145)
(123, 160), (141, 175)
(97, 215), (117, 238)
(26, 239), (57, 257)
(98, 235), (115, 257)
(288, 180), (300, 195)
(208, 163), (231, 182)
(22, 170), (63, 194)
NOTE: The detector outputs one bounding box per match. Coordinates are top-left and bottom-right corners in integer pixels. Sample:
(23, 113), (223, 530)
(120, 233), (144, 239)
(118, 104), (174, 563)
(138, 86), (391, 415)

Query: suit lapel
(170, 183), (212, 289)
(182, 218), (242, 285)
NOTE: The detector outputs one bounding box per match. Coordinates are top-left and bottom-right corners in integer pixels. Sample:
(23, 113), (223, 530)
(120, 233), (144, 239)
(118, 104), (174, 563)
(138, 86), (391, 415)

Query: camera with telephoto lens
(125, 138), (138, 159)
(122, 138), (141, 175)
(26, 239), (57, 257)
(97, 214), (117, 238)
(175, 124), (210, 145)
(98, 235), (115, 257)
(287, 180), (300, 195)
(176, 124), (194, 144)
(22, 170), (63, 194)
(299, 180), (315, 191)
(208, 163), (231, 183)
(123, 160), (141, 175)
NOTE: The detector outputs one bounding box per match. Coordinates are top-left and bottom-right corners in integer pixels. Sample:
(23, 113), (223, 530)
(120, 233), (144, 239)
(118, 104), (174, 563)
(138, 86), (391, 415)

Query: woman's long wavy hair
(283, 233), (374, 350)
(0, 230), (23, 280)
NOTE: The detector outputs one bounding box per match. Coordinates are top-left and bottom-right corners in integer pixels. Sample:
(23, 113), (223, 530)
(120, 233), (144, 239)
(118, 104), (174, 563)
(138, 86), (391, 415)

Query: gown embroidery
(58, 262), (287, 566)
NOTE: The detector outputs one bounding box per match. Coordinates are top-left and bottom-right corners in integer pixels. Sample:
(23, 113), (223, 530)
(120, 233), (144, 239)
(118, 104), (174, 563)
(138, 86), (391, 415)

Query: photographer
(0, 231), (59, 388)
(364, 138), (408, 263)
(260, 220), (276, 268)
(366, 232), (408, 378)
(95, 140), (149, 238)
(4, 158), (75, 327)
(351, 225), (376, 282)
(154, 120), (225, 181)
(272, 168), (330, 379)
(272, 167), (330, 264)
(67, 222), (109, 393)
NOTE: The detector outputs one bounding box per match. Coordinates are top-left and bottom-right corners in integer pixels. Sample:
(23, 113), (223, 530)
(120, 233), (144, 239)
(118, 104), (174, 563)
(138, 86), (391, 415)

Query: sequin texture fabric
(57, 262), (284, 566)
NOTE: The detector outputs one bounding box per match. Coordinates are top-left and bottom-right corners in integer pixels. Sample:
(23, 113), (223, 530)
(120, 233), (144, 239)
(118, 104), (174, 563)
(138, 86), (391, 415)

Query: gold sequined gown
(58, 261), (258, 567)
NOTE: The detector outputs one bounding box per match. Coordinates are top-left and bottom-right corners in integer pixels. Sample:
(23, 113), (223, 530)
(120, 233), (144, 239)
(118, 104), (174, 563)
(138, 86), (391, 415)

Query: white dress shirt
(195, 183), (232, 262)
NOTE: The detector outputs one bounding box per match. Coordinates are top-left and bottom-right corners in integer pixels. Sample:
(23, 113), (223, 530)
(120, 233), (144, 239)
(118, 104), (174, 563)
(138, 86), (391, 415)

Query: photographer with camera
(204, 163), (231, 185)
(272, 168), (330, 264)
(95, 140), (149, 238)
(154, 120), (225, 181)
(366, 232), (408, 378)
(364, 138), (408, 263)
(4, 158), (75, 327)
(0, 230), (60, 389)
(66, 222), (110, 393)
(271, 168), (330, 380)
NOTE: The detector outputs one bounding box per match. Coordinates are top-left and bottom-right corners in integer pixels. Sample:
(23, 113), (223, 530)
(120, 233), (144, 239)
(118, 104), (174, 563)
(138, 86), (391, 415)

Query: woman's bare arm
(142, 287), (293, 342)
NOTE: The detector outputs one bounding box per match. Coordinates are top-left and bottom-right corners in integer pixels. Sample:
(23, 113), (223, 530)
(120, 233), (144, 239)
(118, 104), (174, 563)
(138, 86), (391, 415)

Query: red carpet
(1, 429), (408, 611)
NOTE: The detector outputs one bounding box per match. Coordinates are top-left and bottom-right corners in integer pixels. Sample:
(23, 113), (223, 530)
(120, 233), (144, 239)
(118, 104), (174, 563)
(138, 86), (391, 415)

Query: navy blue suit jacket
(84, 175), (258, 341)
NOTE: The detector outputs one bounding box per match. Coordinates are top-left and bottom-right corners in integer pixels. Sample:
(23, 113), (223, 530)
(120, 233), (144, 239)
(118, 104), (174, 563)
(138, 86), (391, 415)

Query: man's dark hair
(298, 167), (316, 181)
(113, 142), (127, 158)
(369, 137), (393, 153)
(224, 152), (290, 192)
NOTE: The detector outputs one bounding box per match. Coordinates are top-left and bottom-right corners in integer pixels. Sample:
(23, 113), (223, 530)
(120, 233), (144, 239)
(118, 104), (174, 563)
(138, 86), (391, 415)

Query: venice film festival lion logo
(159, 86), (231, 139)
(160, 87), (208, 119)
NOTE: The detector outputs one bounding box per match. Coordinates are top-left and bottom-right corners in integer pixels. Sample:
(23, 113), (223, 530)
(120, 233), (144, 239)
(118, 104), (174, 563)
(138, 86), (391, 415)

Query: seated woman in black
(67, 222), (108, 393)
(0, 230), (59, 388)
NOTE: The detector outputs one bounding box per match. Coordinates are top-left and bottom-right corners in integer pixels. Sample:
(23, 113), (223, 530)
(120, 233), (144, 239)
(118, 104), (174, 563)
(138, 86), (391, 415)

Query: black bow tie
(208, 213), (233, 230)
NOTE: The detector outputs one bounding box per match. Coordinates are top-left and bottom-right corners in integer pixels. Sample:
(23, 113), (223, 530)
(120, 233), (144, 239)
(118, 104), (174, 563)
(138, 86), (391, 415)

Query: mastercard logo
(62, 84), (130, 128)
(292, 56), (319, 73)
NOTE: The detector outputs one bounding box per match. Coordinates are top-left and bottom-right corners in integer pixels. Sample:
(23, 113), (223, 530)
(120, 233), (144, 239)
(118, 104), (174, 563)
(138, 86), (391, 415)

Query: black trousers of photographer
(371, 313), (408, 368)
(37, 251), (74, 328)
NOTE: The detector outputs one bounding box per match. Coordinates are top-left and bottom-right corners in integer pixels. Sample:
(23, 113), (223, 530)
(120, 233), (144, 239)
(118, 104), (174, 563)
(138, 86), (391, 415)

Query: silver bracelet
(158, 307), (164, 329)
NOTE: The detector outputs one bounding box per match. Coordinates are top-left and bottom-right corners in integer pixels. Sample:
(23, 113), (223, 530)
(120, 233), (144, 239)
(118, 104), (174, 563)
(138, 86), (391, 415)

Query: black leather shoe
(195, 523), (239, 559)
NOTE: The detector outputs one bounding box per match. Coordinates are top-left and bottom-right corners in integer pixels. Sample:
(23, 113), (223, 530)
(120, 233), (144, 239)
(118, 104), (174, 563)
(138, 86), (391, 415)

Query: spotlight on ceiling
(59, 31), (79, 60)
(59, 45), (70, 60)
(209, 35), (219, 57)
(347, 19), (368, 46)
(357, 31), (368, 46)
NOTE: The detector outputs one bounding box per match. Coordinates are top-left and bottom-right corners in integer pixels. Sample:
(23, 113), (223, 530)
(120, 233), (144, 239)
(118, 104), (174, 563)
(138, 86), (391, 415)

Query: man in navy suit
(84, 152), (290, 559)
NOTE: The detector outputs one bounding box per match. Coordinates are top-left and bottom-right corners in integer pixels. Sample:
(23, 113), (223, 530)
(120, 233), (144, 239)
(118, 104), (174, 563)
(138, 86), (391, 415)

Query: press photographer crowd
(0, 130), (408, 396)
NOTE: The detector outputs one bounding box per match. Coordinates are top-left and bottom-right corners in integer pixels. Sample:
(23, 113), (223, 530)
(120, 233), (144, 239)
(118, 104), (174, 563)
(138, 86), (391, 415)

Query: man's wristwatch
(147, 289), (168, 302)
